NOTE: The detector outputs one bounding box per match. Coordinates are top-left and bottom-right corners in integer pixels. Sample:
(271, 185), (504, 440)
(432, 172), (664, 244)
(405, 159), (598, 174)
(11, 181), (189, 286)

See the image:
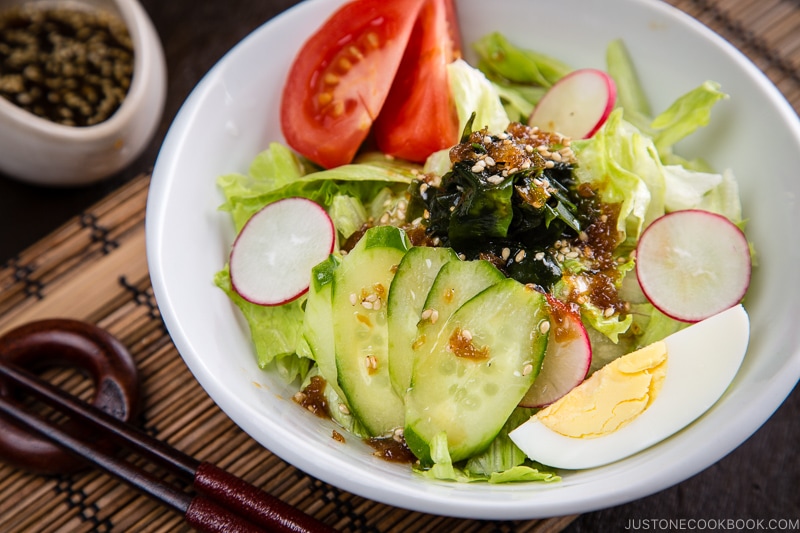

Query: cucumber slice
(387, 246), (458, 398)
(405, 278), (550, 463)
(411, 259), (505, 367)
(301, 254), (345, 401)
(332, 225), (411, 437)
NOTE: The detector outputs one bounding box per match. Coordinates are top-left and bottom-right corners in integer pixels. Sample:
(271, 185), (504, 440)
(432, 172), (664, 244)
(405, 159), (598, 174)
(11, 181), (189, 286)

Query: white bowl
(0, 0), (166, 186)
(146, 0), (800, 520)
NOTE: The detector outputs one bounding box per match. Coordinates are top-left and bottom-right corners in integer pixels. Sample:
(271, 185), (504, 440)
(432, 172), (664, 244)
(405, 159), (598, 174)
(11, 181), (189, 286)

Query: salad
(214, 0), (751, 483)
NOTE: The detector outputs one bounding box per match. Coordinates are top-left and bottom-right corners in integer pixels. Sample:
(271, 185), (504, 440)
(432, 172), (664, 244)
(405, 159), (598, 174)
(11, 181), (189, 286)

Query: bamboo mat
(0, 0), (798, 531)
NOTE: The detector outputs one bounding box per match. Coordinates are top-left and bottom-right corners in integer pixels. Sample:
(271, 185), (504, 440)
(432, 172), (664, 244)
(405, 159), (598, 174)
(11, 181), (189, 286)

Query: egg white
(509, 304), (750, 469)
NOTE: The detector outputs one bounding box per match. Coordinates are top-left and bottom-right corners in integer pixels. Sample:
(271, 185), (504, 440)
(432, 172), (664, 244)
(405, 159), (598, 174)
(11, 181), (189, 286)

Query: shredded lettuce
(651, 81), (729, 157)
(217, 145), (416, 232)
(448, 58), (511, 135)
(214, 266), (310, 382)
(472, 32), (571, 88)
(471, 32), (571, 124)
(572, 108), (664, 247)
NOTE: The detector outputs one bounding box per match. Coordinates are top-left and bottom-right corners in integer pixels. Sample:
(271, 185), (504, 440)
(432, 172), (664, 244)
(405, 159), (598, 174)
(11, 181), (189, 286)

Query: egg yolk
(536, 341), (668, 438)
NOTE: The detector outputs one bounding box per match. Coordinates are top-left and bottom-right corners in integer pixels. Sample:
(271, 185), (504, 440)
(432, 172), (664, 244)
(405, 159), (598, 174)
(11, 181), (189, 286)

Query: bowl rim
(146, 0), (800, 520)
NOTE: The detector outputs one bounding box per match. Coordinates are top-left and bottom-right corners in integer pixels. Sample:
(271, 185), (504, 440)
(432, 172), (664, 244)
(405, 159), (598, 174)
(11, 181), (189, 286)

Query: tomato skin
(280, 0), (426, 169)
(372, 0), (462, 163)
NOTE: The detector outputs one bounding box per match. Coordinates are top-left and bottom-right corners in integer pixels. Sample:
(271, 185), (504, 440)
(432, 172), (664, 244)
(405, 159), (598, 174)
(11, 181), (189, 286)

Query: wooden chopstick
(0, 362), (336, 533)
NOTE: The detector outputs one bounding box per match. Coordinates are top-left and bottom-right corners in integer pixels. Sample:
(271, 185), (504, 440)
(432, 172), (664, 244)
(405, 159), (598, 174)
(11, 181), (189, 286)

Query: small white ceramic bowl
(147, 0), (800, 520)
(0, 0), (166, 186)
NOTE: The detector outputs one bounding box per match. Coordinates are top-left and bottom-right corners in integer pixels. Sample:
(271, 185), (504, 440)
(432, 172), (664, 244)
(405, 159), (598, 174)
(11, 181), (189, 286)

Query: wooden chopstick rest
(0, 318), (140, 474)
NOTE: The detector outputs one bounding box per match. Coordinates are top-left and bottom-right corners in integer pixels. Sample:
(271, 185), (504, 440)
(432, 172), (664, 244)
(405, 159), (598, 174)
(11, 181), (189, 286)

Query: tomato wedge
(280, 0), (426, 169)
(372, 0), (461, 163)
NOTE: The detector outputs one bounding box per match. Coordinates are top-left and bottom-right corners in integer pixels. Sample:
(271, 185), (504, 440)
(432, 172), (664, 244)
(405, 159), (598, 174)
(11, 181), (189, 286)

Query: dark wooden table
(1, 1), (797, 531)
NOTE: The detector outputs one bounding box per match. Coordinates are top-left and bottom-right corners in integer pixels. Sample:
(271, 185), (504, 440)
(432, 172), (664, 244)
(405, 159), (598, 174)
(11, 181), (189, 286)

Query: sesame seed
(515, 249), (526, 263)
(501, 247), (511, 261)
(487, 175), (503, 185)
(539, 321), (551, 334)
(535, 252), (545, 260)
(349, 293), (357, 305)
(525, 144), (534, 153)
(471, 163), (484, 173)
(483, 135), (492, 144)
(566, 251), (580, 259)
(604, 307), (615, 318)
(484, 156), (496, 166)
(545, 161), (555, 169)
(522, 364), (533, 376)
(461, 329), (473, 341)
(421, 309), (433, 320)
(412, 335), (426, 350)
(497, 132), (509, 140)
(339, 403), (350, 415)
(361, 301), (374, 310)
(373, 299), (381, 311)
(430, 310), (439, 324)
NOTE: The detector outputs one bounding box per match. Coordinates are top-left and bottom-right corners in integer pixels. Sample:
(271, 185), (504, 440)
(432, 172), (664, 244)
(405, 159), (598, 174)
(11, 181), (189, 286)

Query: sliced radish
(636, 209), (751, 323)
(528, 68), (616, 139)
(229, 197), (336, 306)
(519, 297), (592, 408)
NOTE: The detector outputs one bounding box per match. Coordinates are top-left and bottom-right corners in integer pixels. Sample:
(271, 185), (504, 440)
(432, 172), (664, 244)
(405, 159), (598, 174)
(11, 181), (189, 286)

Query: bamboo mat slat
(1, 0), (798, 530)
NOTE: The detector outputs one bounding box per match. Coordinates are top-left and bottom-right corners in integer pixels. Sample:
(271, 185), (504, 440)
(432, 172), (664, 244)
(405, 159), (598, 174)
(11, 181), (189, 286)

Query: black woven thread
(10, 259), (44, 300)
(119, 275), (162, 322)
(311, 478), (381, 533)
(53, 474), (114, 532)
(79, 213), (119, 254)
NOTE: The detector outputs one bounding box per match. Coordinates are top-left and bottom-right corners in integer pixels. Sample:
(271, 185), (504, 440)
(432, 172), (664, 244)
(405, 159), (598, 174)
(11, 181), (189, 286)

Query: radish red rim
(635, 209), (751, 323)
(229, 197), (336, 306)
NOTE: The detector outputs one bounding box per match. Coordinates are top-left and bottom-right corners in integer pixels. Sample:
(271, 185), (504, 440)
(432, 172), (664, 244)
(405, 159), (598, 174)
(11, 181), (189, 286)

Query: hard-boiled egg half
(509, 304), (750, 469)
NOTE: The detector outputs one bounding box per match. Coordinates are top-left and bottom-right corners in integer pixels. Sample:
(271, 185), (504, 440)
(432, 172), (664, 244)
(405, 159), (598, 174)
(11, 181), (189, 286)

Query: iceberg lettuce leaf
(447, 58), (510, 136)
(572, 109), (665, 246)
(213, 266), (310, 382)
(651, 81), (729, 155)
(472, 32), (571, 88)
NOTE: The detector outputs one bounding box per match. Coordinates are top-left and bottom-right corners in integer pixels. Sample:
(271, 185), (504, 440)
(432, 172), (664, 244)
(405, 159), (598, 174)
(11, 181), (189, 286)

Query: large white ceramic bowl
(147, 0), (800, 520)
(0, 0), (166, 186)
